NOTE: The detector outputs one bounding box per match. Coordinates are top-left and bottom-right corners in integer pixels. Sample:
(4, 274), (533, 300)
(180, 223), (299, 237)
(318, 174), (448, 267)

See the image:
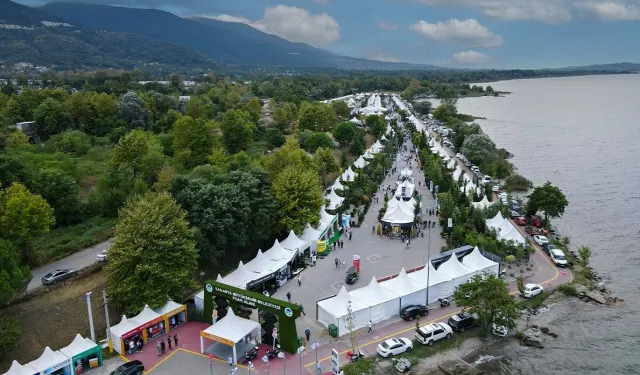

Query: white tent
(452, 166), (463, 181)
(154, 300), (185, 317)
(317, 286), (370, 337)
(341, 166), (357, 182)
(320, 206), (337, 227)
(462, 247), (500, 276)
(222, 262), (254, 289)
(109, 315), (137, 354)
(200, 308), (261, 364)
(350, 277), (400, 323)
(245, 250), (277, 276)
(280, 230), (309, 253)
(395, 180), (415, 198)
(28, 347), (72, 375)
(353, 156), (368, 169)
(381, 135), (387, 141)
(363, 150), (375, 159)
(400, 167), (413, 177)
(264, 240), (295, 262)
(497, 224), (526, 244)
(381, 203), (415, 225)
(379, 268), (427, 308)
(349, 117), (362, 125)
(372, 140), (383, 152)
(471, 196), (493, 209)
(3, 361), (35, 375)
(60, 334), (100, 368)
(130, 304), (161, 328)
(409, 262), (454, 304)
(486, 211), (506, 231)
(332, 178), (346, 192)
(496, 219), (513, 235)
(436, 255), (477, 288)
(325, 189), (345, 210)
(388, 197), (418, 211)
(447, 159), (456, 169)
(460, 182), (476, 195)
(302, 224), (322, 253)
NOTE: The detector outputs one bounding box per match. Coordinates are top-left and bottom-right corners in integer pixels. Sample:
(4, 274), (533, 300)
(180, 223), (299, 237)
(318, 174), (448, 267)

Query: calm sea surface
(445, 75), (640, 374)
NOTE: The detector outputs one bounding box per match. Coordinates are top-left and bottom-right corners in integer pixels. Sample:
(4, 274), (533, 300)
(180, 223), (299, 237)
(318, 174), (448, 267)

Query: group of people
(156, 334), (179, 356)
(334, 257), (347, 268)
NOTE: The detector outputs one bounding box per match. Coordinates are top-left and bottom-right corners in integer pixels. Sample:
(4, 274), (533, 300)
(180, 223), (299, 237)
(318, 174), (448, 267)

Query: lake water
(444, 75), (640, 374)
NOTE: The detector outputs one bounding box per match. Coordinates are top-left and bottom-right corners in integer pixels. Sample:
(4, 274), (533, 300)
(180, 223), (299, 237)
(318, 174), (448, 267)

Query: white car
(492, 185), (500, 192)
(522, 283), (544, 298)
(533, 235), (549, 246)
(97, 249), (108, 262)
(497, 192), (508, 199)
(549, 249), (568, 267)
(491, 323), (508, 337)
(376, 337), (413, 357)
(414, 323), (452, 346)
(456, 153), (462, 159)
(481, 176), (492, 184)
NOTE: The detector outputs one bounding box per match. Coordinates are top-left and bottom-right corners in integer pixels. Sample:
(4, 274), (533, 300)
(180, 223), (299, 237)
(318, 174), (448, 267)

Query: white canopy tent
(341, 167), (357, 182)
(498, 224), (527, 244)
(325, 189), (345, 210)
(245, 249), (278, 276)
(221, 261), (254, 289)
(447, 159), (456, 169)
(387, 196), (417, 210)
(28, 347), (72, 375)
(350, 277), (400, 323)
(3, 361), (35, 375)
(379, 268), (427, 308)
(452, 166), (463, 181)
(400, 167), (413, 177)
(60, 334), (101, 371)
(471, 196), (493, 209)
(331, 178), (346, 192)
(200, 308), (261, 364)
(280, 230), (309, 254)
(436, 255), (477, 288)
(460, 182), (476, 195)
(381, 135), (387, 141)
(302, 224), (322, 253)
(462, 247), (500, 276)
(349, 117), (362, 125)
(317, 286), (370, 337)
(486, 211), (506, 231)
(353, 156), (368, 169)
(372, 140), (384, 152)
(363, 150), (375, 159)
(395, 180), (415, 198)
(109, 315), (138, 354)
(409, 262), (454, 304)
(381, 203), (415, 225)
(264, 240), (296, 262)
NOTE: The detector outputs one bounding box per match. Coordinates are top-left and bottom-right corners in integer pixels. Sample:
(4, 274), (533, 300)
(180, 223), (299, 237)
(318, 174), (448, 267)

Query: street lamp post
(85, 292), (95, 343)
(311, 343), (321, 375)
(297, 346), (305, 375)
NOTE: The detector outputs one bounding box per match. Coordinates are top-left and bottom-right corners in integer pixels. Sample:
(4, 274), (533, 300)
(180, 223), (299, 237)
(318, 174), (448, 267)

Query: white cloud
(364, 49), (400, 62)
(207, 5), (340, 46)
(409, 18), (503, 48)
(574, 1), (640, 21)
(377, 21), (399, 30)
(452, 50), (491, 64)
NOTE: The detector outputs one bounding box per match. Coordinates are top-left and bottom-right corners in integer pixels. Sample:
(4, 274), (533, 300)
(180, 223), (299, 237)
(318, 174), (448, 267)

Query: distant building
(9, 121), (39, 142)
(179, 96), (191, 102)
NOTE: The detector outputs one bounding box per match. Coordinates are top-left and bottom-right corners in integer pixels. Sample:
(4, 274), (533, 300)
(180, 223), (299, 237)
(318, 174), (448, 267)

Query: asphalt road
(27, 239), (114, 291)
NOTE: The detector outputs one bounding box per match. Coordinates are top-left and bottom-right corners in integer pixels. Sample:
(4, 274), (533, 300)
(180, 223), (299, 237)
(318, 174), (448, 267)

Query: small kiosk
(60, 335), (103, 374)
(200, 308), (261, 364)
(153, 300), (187, 332)
(28, 347), (73, 375)
(130, 305), (164, 343)
(109, 315), (140, 355)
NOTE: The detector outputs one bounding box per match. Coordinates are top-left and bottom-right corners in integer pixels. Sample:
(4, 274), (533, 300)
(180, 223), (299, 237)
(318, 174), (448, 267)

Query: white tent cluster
(400, 166), (413, 178)
(359, 94), (387, 115)
(395, 180), (415, 198)
(486, 212), (526, 244)
(381, 198), (415, 225)
(317, 247), (498, 336)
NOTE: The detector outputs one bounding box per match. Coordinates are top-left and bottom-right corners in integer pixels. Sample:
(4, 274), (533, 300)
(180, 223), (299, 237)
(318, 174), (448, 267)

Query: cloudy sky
(17, 0), (640, 68)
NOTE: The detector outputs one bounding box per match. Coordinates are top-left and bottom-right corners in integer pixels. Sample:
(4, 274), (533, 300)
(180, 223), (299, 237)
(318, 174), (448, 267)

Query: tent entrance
(199, 308), (261, 364)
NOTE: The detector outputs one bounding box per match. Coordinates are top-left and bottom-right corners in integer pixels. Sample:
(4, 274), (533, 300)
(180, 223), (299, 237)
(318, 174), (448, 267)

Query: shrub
(504, 173), (533, 191)
(557, 284), (578, 296)
(51, 130), (92, 155)
(0, 315), (21, 356)
(303, 132), (334, 152)
(265, 128), (286, 149)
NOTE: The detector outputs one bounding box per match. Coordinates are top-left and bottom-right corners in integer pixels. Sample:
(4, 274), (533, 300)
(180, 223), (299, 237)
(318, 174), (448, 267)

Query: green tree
(436, 192), (455, 221)
(365, 115), (386, 137)
(261, 138), (312, 180)
(453, 273), (520, 332)
(0, 182), (55, 262)
(170, 74), (183, 91)
(313, 147), (340, 187)
(172, 116), (214, 169)
(111, 129), (149, 171)
(413, 101), (432, 115)
(265, 128), (286, 149)
(0, 240), (31, 305)
(349, 129), (366, 156)
(525, 182), (569, 222)
(461, 133), (496, 164)
(51, 130), (92, 156)
(90, 164), (138, 217)
(117, 91), (148, 129)
(64, 93), (97, 133)
(221, 109), (256, 154)
(0, 314), (21, 356)
(332, 122), (356, 146)
(303, 132), (334, 152)
(185, 96), (215, 120)
(90, 93), (119, 136)
(0, 155), (29, 187)
(299, 103), (337, 132)
(272, 165), (324, 233)
(331, 100), (350, 120)
(33, 98), (72, 140)
(577, 245), (591, 267)
(105, 192), (198, 314)
(31, 168), (82, 226)
(243, 98), (262, 125)
(272, 102), (297, 133)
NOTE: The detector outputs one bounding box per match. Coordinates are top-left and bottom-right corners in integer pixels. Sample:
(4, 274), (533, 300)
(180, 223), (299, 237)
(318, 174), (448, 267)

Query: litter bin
(328, 324), (338, 338)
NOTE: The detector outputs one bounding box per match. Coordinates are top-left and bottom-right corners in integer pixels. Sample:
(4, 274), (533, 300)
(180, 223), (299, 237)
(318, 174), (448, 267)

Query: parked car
(541, 243), (558, 254)
(110, 361), (144, 375)
(514, 216), (527, 226)
(509, 210), (521, 219)
(41, 269), (77, 285)
(549, 249), (568, 267)
(492, 185), (500, 192)
(510, 201), (521, 211)
(464, 161), (472, 167)
(415, 323), (452, 345)
(400, 304), (428, 321)
(521, 283), (544, 298)
(97, 249), (108, 262)
(447, 312), (478, 332)
(480, 176), (492, 184)
(376, 337), (413, 357)
(456, 153), (463, 159)
(527, 215), (543, 228)
(491, 323), (508, 337)
(526, 226), (544, 236)
(533, 235), (549, 246)
(497, 192), (508, 200)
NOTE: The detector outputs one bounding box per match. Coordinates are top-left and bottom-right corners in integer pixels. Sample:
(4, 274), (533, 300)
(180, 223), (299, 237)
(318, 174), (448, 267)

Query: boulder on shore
(521, 328), (545, 348)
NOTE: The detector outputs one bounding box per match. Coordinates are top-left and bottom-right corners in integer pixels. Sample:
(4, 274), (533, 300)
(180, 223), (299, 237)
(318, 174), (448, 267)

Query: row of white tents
(486, 212), (527, 244)
(317, 247), (499, 336)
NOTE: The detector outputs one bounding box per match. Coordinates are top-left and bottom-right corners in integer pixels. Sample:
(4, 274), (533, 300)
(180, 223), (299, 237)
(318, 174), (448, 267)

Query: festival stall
(452, 166), (463, 181)
(341, 167), (357, 182)
(497, 224), (526, 245)
(353, 156), (368, 169)
(3, 361), (35, 375)
(221, 261), (254, 290)
(362, 150), (375, 159)
(486, 211), (506, 231)
(350, 277), (400, 324)
(28, 347), (72, 375)
(447, 159), (456, 169)
(331, 178), (346, 193)
(200, 308), (261, 364)
(280, 230), (310, 255)
(408, 262), (454, 304)
(400, 167), (413, 178)
(381, 203), (415, 227)
(109, 315), (139, 355)
(379, 268), (427, 308)
(436, 255), (477, 289)
(462, 247), (500, 276)
(394, 180), (415, 198)
(471, 196), (493, 209)
(325, 189), (345, 211)
(130, 305), (165, 344)
(317, 286), (370, 337)
(302, 224), (322, 254)
(60, 334), (102, 374)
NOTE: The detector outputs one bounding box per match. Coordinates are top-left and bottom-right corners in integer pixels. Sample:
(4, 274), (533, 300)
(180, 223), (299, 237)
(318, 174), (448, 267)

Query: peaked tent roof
(363, 150), (374, 159)
(353, 156), (368, 169)
(153, 300), (184, 316)
(110, 315), (137, 337)
(130, 304), (161, 325)
(350, 277), (399, 305)
(471, 196), (493, 209)
(447, 159), (456, 169)
(60, 334), (98, 360)
(400, 167), (413, 177)
(462, 246), (500, 272)
(201, 307), (260, 344)
(245, 250), (273, 274)
(317, 285), (370, 317)
(379, 268), (426, 296)
(302, 224), (322, 242)
(280, 230), (309, 252)
(28, 347), (69, 374)
(320, 206), (337, 224)
(486, 211), (505, 230)
(4, 361), (35, 375)
(341, 167), (357, 182)
(332, 178), (345, 192)
(452, 166), (463, 180)
(325, 189), (345, 210)
(498, 225), (526, 244)
(382, 203), (415, 224)
(222, 261), (254, 289)
(265, 240), (295, 261)
(436, 254), (474, 279)
(409, 262), (452, 287)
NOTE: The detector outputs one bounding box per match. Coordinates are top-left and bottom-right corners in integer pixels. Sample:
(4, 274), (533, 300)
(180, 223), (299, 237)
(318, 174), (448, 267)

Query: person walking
(298, 274), (302, 286)
(349, 231), (353, 241)
(128, 340), (135, 355)
(305, 328), (311, 341)
(156, 341), (162, 356)
(286, 291), (291, 302)
(167, 337), (172, 350)
(312, 254), (317, 266)
(173, 333), (178, 347)
(367, 320), (372, 333)
(372, 225), (375, 234)
(228, 355), (233, 367)
(335, 258), (339, 268)
(300, 304), (306, 315)
(160, 340), (165, 355)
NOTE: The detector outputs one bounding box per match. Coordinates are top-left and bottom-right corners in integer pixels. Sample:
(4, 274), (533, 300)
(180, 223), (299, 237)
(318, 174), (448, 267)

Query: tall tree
(172, 116), (214, 169)
(332, 122), (356, 146)
(313, 147), (340, 187)
(272, 165), (323, 233)
(461, 133), (496, 164)
(111, 129), (149, 172)
(302, 132), (334, 152)
(105, 192), (198, 314)
(331, 100), (350, 120)
(31, 168), (82, 226)
(117, 91), (149, 129)
(261, 138), (312, 180)
(33, 98), (72, 140)
(453, 273), (520, 332)
(525, 181), (569, 222)
(299, 103), (337, 132)
(0, 239), (31, 305)
(221, 109), (255, 154)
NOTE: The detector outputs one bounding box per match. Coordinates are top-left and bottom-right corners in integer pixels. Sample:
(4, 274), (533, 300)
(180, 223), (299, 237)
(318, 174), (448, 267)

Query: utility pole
(102, 290), (112, 352)
(85, 292), (95, 343)
(426, 226), (431, 306)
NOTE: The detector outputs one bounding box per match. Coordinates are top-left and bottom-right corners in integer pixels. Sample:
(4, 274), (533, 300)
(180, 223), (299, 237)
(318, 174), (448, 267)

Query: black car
(110, 361), (144, 375)
(400, 304), (428, 320)
(41, 269), (77, 285)
(447, 312), (478, 332)
(345, 266), (358, 284)
(541, 243), (558, 255)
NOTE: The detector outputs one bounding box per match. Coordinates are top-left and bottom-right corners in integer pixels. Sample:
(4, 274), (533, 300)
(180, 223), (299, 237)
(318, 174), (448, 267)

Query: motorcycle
(242, 346), (259, 364)
(266, 346), (280, 359)
(347, 350), (364, 362)
(438, 297), (450, 307)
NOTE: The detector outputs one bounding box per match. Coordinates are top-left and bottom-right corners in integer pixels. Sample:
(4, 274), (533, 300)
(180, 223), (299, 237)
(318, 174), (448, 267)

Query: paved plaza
(272, 136), (446, 343)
